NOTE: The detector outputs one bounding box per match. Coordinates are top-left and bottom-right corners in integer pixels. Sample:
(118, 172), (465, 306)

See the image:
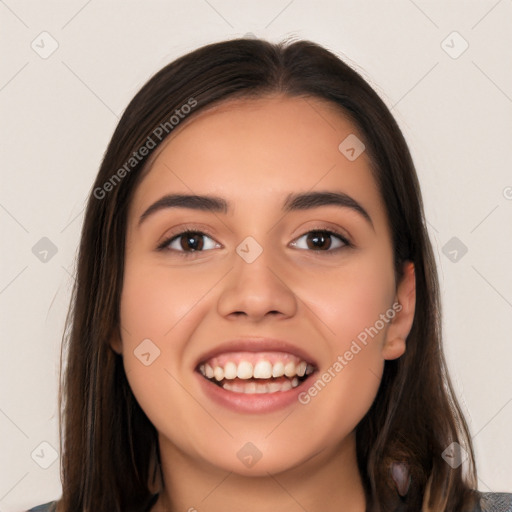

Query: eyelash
(156, 224), (353, 259)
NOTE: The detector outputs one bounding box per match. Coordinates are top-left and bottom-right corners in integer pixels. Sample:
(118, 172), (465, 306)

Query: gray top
(26, 491), (512, 512)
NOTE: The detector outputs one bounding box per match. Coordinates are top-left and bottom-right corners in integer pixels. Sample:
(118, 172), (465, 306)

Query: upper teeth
(199, 359), (314, 381)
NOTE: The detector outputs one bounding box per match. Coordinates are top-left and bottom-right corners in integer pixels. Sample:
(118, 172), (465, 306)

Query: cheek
(119, 258), (219, 345)
(122, 354), (218, 463)
(118, 256), (228, 424)
(295, 247), (395, 411)
(303, 250), (395, 349)
(118, 261), (226, 455)
(295, 259), (391, 437)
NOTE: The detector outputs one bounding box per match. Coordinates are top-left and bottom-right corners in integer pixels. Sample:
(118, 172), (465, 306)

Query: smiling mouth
(197, 352), (317, 394)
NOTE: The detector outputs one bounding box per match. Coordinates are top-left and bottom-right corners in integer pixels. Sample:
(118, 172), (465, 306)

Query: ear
(109, 328), (123, 356)
(382, 261), (416, 360)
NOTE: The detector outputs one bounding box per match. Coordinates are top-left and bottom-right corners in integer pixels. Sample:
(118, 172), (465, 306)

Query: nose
(216, 243), (298, 322)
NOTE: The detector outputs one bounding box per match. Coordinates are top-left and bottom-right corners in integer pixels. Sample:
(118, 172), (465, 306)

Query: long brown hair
(56, 37), (478, 512)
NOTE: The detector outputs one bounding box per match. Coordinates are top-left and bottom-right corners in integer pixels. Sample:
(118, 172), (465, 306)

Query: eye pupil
(308, 231), (331, 250)
(182, 233), (204, 251)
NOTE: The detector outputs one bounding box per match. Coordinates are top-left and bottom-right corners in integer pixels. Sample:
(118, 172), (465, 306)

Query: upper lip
(195, 337), (318, 369)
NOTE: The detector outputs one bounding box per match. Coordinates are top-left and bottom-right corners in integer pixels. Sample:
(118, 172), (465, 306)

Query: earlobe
(382, 336), (406, 360)
(109, 330), (123, 356)
(382, 261), (416, 361)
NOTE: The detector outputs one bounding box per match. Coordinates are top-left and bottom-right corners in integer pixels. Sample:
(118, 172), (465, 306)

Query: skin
(110, 95), (416, 512)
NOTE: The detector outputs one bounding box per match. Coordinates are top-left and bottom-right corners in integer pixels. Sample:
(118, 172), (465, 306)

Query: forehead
(129, 95), (385, 224)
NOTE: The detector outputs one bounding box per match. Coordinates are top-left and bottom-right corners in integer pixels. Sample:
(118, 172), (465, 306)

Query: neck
(151, 432), (366, 512)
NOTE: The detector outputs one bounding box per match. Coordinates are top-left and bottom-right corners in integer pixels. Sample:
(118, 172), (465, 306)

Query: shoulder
(26, 501), (57, 512)
(477, 491), (512, 512)
(25, 493), (512, 512)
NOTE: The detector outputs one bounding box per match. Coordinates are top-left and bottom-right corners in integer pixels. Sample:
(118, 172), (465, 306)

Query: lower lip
(196, 372), (314, 414)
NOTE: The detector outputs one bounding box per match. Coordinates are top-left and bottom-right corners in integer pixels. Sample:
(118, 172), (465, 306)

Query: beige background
(1, 1), (511, 510)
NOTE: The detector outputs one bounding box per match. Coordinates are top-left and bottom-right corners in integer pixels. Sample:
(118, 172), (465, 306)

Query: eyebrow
(138, 190), (374, 230)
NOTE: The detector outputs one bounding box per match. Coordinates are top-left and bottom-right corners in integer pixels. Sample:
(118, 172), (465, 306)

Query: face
(112, 95), (416, 478)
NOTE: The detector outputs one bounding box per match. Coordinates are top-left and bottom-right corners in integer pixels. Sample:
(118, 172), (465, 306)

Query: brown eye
(179, 233), (204, 251)
(160, 231), (218, 253)
(306, 231), (332, 250)
(291, 229), (350, 252)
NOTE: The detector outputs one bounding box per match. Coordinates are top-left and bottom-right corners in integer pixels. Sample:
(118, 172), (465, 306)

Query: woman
(27, 38), (512, 512)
